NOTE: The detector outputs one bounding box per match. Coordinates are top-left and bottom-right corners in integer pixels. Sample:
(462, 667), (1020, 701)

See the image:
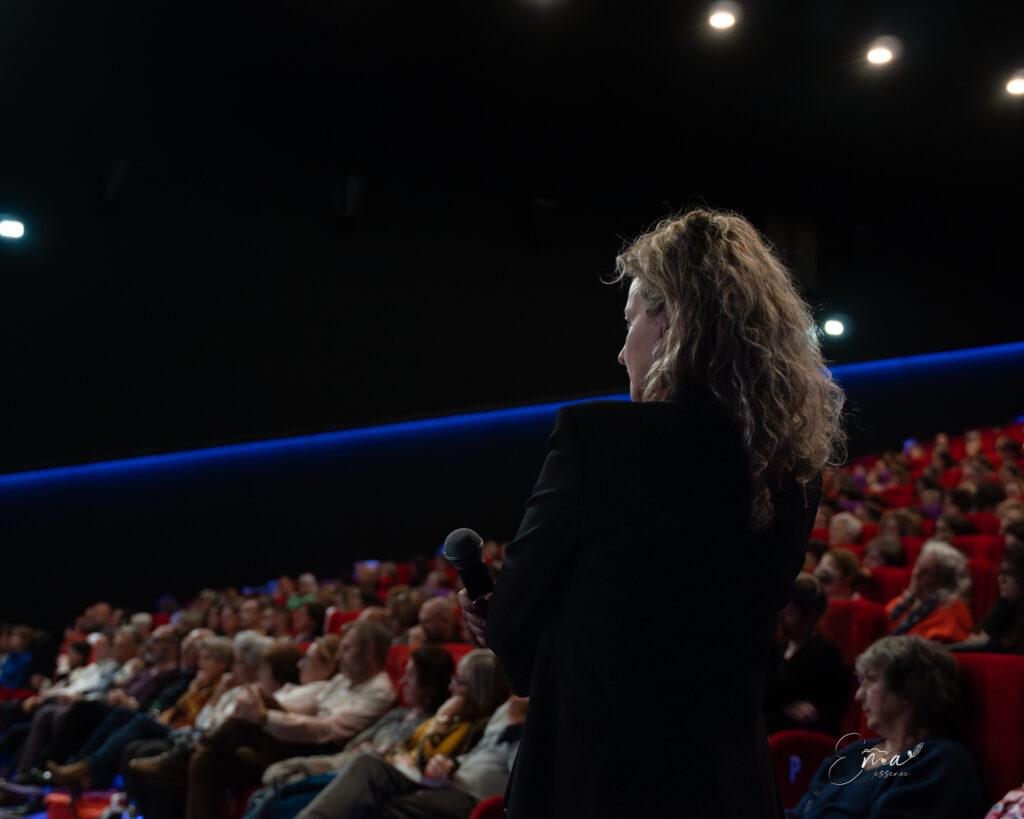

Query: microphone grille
(443, 528), (484, 569)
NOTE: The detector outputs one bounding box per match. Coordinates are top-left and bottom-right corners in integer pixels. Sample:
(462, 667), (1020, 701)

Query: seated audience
(787, 636), (984, 818)
(183, 621), (397, 819)
(0, 627), (37, 690)
(764, 575), (847, 736)
(47, 631), (233, 790)
(293, 693), (528, 819)
(862, 536), (907, 569)
(886, 540), (974, 643)
(403, 598), (460, 648)
(999, 499), (1024, 533)
(814, 548), (867, 601)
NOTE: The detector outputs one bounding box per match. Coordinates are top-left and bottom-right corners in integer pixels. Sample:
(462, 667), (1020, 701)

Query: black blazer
(487, 384), (820, 818)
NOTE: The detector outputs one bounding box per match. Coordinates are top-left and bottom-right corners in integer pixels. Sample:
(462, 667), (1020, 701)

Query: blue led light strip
(2, 339), (1022, 487)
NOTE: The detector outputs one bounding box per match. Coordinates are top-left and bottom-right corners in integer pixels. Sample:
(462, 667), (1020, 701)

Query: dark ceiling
(1, 0), (1022, 474)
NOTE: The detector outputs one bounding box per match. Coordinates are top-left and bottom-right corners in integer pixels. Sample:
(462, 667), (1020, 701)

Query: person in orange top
(886, 540), (974, 643)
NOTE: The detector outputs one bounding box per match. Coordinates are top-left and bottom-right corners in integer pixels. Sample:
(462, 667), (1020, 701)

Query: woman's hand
(457, 589), (491, 646)
(781, 700), (819, 725)
(234, 685), (268, 726)
(423, 753), (457, 780)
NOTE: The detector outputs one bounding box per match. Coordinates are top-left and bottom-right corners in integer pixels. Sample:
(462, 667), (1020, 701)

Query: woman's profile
(461, 207), (845, 817)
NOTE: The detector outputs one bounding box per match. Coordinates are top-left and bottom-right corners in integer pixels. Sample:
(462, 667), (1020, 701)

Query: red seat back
(768, 729), (840, 810)
(900, 537), (926, 566)
(862, 566), (912, 607)
(953, 534), (1004, 564)
(859, 522), (879, 542)
(816, 599), (890, 667)
(325, 608), (363, 635)
(965, 512), (1001, 536)
(469, 795), (505, 819)
(955, 653), (1024, 807)
(966, 559), (998, 626)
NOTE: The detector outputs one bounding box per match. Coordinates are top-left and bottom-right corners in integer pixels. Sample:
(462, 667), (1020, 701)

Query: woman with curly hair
(461, 208), (845, 818)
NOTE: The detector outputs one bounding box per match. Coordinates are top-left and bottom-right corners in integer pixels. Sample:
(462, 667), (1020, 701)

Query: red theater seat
(921, 518), (935, 537)
(966, 559), (998, 625)
(859, 522), (879, 542)
(861, 566), (912, 607)
(325, 608), (363, 634)
(469, 795), (504, 819)
(769, 730), (857, 810)
(953, 654), (1024, 807)
(952, 534), (1003, 563)
(816, 599), (890, 668)
(965, 512), (1001, 536)
(900, 537), (925, 566)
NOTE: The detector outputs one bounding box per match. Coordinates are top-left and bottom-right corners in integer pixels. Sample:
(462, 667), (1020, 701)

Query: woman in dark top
(764, 574), (848, 736)
(788, 636), (984, 819)
(951, 541), (1024, 654)
(460, 208), (845, 817)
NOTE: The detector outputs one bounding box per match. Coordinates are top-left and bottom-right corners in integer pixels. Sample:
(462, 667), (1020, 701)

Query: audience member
(787, 637), (984, 818)
(862, 536), (907, 569)
(886, 540), (973, 643)
(814, 548), (867, 601)
(828, 512), (862, 546)
(950, 542), (1024, 655)
(764, 575), (847, 735)
(183, 620), (397, 819)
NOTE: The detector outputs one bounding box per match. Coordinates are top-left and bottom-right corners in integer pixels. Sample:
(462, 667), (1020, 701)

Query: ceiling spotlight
(823, 319), (845, 337)
(0, 219), (25, 239)
(865, 35), (902, 66)
(1008, 76), (1024, 96)
(708, 2), (740, 30)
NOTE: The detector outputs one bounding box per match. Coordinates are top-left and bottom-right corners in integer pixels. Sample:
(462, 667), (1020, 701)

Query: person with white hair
(886, 540), (974, 643)
(828, 511), (863, 546)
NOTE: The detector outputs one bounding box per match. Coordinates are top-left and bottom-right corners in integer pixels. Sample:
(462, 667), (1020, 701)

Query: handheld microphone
(443, 527), (494, 602)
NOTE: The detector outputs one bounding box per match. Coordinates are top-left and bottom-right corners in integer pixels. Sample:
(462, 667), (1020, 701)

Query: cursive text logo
(827, 733), (925, 785)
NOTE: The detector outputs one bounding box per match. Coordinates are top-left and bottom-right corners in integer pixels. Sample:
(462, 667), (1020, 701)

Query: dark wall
(3, 342), (1022, 634)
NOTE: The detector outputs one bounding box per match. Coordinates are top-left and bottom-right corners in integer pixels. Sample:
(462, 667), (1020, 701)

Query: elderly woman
(291, 649), (510, 819)
(886, 540), (973, 643)
(460, 208), (845, 818)
(788, 636), (984, 818)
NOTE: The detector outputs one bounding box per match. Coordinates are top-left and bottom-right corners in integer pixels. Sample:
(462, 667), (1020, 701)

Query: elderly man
(403, 597), (459, 648)
(184, 620), (396, 819)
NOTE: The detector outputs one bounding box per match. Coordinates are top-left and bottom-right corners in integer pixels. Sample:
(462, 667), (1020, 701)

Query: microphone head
(443, 528), (484, 570)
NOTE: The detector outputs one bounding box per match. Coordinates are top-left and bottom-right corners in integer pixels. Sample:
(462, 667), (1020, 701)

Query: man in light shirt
(184, 620), (396, 819)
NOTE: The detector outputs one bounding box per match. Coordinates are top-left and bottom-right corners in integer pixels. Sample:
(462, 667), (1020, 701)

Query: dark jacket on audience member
(487, 385), (820, 819)
(763, 634), (849, 736)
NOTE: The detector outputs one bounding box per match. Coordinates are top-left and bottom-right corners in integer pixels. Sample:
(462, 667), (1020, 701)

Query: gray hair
(198, 635), (234, 665)
(346, 619), (392, 667)
(832, 512), (863, 542)
(920, 539), (971, 602)
(855, 636), (961, 735)
(458, 649), (511, 719)
(233, 630), (274, 668)
(118, 625), (143, 646)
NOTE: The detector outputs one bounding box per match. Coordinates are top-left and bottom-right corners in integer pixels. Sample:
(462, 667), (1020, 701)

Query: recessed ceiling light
(824, 319), (845, 337)
(1008, 77), (1024, 95)
(709, 11), (735, 28)
(0, 219), (25, 239)
(865, 35), (902, 67)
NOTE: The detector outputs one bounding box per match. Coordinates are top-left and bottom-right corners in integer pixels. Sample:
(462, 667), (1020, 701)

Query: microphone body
(443, 527), (494, 601)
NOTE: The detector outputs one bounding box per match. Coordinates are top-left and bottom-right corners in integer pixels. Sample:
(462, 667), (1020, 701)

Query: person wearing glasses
(950, 541), (1024, 654)
(788, 636), (984, 818)
(885, 540), (973, 643)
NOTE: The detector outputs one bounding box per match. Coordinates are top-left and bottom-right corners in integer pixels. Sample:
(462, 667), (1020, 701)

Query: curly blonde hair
(613, 208), (845, 530)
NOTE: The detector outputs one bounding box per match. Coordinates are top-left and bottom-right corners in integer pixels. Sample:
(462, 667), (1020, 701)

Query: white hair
(920, 539), (972, 603)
